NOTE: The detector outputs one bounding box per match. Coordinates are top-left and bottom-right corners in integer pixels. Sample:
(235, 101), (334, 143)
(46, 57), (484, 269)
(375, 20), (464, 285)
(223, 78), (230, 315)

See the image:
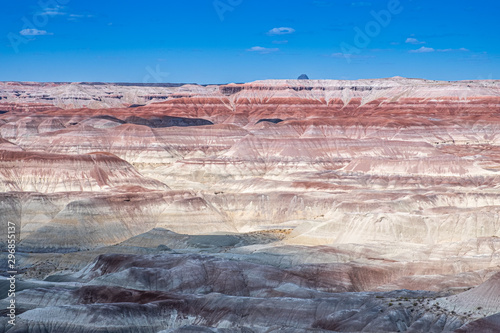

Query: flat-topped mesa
(1, 78), (499, 112)
(218, 77), (500, 96)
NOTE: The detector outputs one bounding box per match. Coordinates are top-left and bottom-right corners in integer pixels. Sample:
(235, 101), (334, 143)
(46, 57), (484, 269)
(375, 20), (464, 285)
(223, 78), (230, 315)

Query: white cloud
(267, 27), (295, 36)
(247, 46), (279, 54)
(409, 46), (435, 53)
(68, 13), (95, 21)
(69, 14), (94, 18)
(272, 40), (288, 44)
(19, 29), (53, 36)
(41, 6), (65, 16)
(39, 6), (95, 21)
(437, 47), (470, 52)
(405, 37), (425, 44)
(44, 11), (64, 15)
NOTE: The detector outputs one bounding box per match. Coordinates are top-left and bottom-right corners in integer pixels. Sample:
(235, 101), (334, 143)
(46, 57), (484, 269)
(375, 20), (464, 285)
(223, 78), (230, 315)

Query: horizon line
(1, 76), (499, 86)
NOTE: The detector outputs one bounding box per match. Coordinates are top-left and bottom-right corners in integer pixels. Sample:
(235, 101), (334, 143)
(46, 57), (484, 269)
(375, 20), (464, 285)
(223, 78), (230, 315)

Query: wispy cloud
(437, 48), (470, 52)
(40, 6), (66, 16)
(409, 46), (435, 53)
(43, 10), (65, 15)
(69, 14), (94, 18)
(20, 29), (53, 36)
(247, 46), (279, 54)
(405, 37), (425, 45)
(68, 13), (95, 21)
(38, 6), (95, 21)
(267, 27), (295, 36)
(272, 40), (288, 44)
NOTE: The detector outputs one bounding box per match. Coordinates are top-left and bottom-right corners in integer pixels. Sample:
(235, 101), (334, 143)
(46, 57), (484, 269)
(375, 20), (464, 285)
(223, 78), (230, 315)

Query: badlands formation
(1, 77), (500, 332)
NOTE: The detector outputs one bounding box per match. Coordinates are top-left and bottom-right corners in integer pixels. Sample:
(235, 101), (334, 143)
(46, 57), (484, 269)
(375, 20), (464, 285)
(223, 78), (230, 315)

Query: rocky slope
(1, 78), (500, 332)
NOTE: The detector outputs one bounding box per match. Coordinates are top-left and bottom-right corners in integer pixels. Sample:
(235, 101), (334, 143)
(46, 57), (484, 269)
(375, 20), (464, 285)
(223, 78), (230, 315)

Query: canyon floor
(1, 78), (500, 332)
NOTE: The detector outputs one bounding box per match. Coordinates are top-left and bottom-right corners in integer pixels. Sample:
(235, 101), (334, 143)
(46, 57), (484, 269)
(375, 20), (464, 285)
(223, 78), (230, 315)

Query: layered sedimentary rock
(1, 78), (500, 332)
(2, 249), (499, 332)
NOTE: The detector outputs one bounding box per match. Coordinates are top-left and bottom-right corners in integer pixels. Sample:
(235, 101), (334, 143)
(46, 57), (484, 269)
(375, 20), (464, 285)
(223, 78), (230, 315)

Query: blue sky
(1, 0), (499, 83)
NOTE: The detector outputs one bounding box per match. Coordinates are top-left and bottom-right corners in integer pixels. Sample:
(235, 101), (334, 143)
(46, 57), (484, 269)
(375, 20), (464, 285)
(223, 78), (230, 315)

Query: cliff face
(1, 78), (500, 332)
